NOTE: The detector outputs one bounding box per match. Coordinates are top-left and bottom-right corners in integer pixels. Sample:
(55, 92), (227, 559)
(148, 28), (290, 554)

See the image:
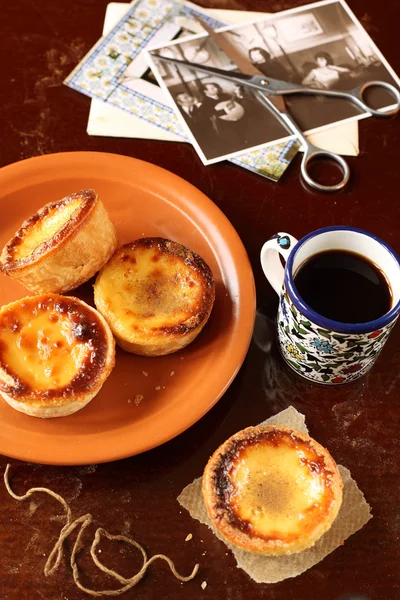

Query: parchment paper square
(178, 406), (372, 583)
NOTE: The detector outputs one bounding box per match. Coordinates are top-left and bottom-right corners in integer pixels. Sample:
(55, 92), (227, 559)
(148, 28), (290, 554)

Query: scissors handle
(278, 110), (350, 192)
(291, 80), (400, 117)
(346, 80), (400, 117)
(255, 92), (350, 192)
(300, 143), (350, 192)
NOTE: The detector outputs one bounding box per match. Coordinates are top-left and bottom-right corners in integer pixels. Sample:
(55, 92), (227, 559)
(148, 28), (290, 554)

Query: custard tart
(0, 294), (115, 418)
(94, 238), (215, 356)
(202, 425), (343, 555)
(0, 189), (118, 294)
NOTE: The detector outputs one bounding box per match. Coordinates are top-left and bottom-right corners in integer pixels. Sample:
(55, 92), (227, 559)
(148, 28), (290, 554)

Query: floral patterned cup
(260, 226), (400, 384)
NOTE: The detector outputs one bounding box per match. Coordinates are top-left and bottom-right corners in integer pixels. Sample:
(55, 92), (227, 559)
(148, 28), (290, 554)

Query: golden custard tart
(202, 425), (343, 556)
(0, 189), (118, 294)
(94, 237), (215, 356)
(0, 294), (115, 418)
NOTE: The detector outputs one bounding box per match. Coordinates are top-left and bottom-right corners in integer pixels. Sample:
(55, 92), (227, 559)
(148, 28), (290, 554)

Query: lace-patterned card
(65, 0), (299, 181)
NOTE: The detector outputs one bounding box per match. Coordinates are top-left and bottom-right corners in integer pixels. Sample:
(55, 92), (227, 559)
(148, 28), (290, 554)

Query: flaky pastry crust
(202, 425), (343, 555)
(94, 238), (215, 356)
(0, 294), (115, 418)
(0, 189), (118, 293)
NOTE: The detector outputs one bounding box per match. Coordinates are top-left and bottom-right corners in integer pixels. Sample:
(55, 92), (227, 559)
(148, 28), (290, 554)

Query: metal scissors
(154, 17), (400, 192)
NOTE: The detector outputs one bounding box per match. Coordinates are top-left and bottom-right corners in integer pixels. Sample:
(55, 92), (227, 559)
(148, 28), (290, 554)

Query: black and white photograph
(146, 0), (400, 164)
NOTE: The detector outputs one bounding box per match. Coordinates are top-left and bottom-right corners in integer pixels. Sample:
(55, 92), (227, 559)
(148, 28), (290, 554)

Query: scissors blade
(153, 54), (264, 89)
(190, 16), (295, 117)
(193, 15), (264, 78)
(267, 94), (287, 114)
(191, 18), (291, 121)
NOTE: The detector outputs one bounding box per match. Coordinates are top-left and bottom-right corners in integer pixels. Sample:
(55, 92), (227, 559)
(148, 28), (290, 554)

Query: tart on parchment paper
(202, 425), (343, 556)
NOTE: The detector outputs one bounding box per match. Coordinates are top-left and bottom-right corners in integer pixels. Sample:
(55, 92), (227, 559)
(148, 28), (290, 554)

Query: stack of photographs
(146, 0), (399, 165)
(65, 0), (299, 181)
(65, 0), (399, 178)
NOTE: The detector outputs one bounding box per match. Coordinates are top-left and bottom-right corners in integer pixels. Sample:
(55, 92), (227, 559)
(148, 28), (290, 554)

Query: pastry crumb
(142, 371), (148, 377)
(155, 386), (161, 391)
(127, 399), (132, 403)
(170, 371), (175, 376)
(134, 394), (143, 405)
(185, 533), (193, 542)
(201, 581), (207, 590)
(180, 356), (185, 360)
(202, 551), (206, 555)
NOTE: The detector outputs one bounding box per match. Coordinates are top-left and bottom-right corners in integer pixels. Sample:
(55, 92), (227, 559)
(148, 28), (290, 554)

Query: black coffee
(294, 250), (392, 323)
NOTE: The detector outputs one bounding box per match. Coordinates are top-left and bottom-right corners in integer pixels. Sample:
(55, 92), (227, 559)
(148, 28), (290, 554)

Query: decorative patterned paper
(65, 0), (299, 181)
(230, 140), (299, 181)
(66, 0), (226, 131)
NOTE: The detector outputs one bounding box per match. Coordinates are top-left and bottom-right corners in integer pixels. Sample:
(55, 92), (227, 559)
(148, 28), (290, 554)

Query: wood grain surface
(0, 1), (399, 599)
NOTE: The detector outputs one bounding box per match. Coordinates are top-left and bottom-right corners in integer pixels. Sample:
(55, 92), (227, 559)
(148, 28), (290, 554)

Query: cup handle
(260, 233), (298, 295)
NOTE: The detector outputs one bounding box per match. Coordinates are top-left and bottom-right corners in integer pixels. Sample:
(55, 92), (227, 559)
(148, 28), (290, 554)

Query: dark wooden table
(0, 1), (399, 598)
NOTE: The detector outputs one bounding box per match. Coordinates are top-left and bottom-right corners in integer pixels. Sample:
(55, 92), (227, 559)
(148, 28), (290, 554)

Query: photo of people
(248, 47), (289, 80)
(158, 66), (287, 160)
(301, 51), (351, 88)
(146, 0), (400, 165)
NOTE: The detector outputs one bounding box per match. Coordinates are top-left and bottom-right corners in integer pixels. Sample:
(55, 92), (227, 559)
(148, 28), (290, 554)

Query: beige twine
(4, 464), (199, 597)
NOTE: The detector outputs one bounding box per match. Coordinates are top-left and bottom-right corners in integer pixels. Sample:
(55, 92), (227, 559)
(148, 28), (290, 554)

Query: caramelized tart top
(0, 294), (113, 403)
(94, 238), (215, 337)
(202, 425), (343, 553)
(0, 190), (97, 271)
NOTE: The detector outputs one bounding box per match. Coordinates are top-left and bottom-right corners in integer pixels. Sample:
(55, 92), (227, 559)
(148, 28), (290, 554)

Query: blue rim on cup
(285, 226), (400, 334)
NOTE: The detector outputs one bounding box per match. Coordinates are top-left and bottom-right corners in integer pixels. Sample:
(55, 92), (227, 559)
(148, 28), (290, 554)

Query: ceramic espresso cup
(260, 226), (400, 384)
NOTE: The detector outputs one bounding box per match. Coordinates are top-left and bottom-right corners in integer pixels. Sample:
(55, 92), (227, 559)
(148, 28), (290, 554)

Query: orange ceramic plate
(0, 152), (255, 465)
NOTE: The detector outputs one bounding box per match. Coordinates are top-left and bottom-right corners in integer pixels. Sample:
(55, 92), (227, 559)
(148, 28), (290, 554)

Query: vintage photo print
(146, 0), (400, 165)
(116, 10), (216, 105)
(65, 0), (299, 182)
